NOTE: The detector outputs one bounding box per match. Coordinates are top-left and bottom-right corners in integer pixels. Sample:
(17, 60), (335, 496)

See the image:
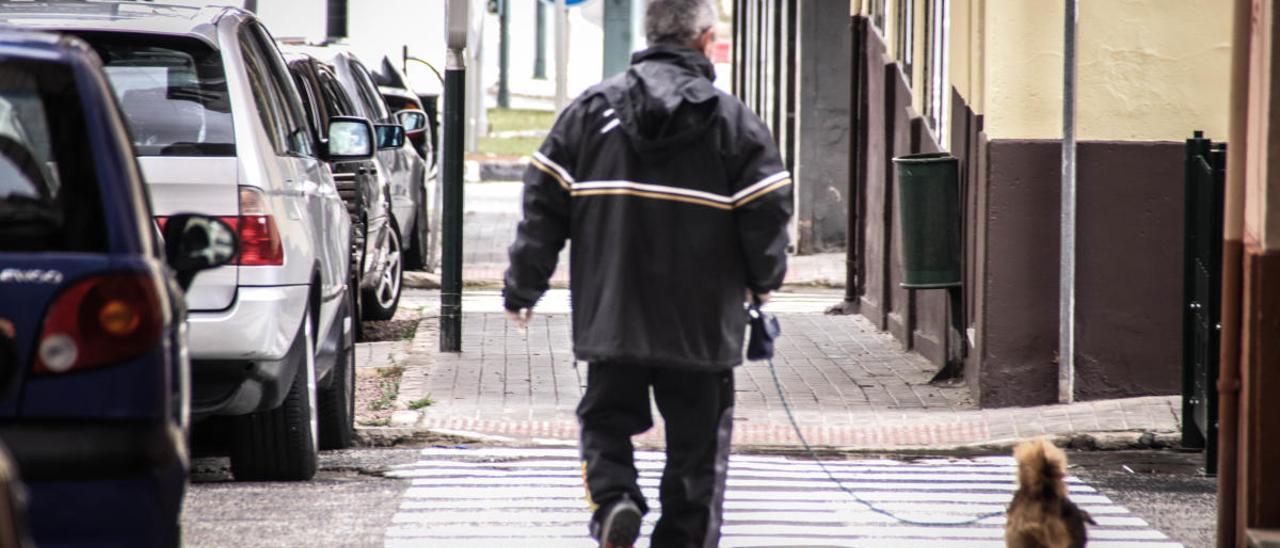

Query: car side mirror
(375, 124), (406, 150)
(162, 214), (238, 291)
(395, 109), (428, 137)
(326, 116), (376, 160)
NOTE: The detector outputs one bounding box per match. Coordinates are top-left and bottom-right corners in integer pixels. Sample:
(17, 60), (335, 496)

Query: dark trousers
(577, 362), (735, 548)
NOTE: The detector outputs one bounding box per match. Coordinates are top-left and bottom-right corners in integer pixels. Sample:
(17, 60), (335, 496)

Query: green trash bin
(893, 152), (962, 289)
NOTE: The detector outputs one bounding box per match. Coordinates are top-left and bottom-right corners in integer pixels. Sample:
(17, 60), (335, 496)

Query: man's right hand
(752, 292), (772, 306)
(506, 307), (534, 334)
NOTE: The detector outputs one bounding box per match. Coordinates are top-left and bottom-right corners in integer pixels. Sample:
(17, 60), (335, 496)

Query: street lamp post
(497, 0), (510, 108)
(441, 0), (470, 352)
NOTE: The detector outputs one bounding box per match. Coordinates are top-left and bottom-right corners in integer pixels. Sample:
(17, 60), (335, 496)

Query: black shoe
(594, 496), (642, 548)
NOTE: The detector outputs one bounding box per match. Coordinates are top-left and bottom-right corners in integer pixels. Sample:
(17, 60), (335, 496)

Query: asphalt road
(1070, 450), (1218, 548)
(183, 447), (419, 547)
(181, 445), (1218, 547)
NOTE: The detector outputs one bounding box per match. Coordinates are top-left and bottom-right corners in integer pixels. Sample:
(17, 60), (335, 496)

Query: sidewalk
(392, 289), (1181, 450)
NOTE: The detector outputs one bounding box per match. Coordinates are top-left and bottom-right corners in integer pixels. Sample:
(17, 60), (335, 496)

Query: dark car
(285, 46), (433, 283)
(372, 57), (435, 166)
(0, 30), (235, 545)
(284, 52), (400, 340)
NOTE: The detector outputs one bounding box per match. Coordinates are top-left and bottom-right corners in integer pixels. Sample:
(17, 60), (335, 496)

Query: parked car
(0, 29), (237, 545)
(372, 57), (435, 166)
(289, 45), (432, 283)
(0, 3), (366, 478)
(282, 49), (403, 330)
(0, 440), (30, 548)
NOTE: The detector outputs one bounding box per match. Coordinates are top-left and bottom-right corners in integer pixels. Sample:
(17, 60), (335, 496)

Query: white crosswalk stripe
(384, 447), (1182, 547)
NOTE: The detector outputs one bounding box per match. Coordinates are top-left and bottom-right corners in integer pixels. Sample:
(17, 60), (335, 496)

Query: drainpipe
(1058, 0), (1078, 404)
(1217, 0), (1251, 544)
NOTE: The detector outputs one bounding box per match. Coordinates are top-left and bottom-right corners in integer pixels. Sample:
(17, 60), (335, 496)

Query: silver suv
(0, 3), (364, 480)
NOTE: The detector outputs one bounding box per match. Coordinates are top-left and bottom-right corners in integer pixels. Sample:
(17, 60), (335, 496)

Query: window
(239, 24), (314, 157)
(289, 62), (325, 142)
(0, 60), (106, 251)
(869, 0), (886, 31)
(922, 0), (949, 141)
(318, 69), (357, 117)
(83, 33), (235, 157)
(349, 60), (391, 123)
(896, 0), (914, 81)
(250, 23), (314, 157)
(240, 30), (289, 155)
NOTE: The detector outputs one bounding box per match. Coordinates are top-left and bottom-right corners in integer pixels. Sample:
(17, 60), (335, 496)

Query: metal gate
(1181, 131), (1226, 475)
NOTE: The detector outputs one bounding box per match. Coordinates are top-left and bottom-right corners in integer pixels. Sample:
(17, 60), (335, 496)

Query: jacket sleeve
(503, 104), (581, 311)
(730, 112), (793, 295)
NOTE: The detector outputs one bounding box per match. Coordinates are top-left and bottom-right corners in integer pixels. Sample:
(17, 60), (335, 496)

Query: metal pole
(602, 0), (632, 79)
(534, 1), (547, 79)
(1058, 0), (1077, 403)
(1217, 0), (1252, 543)
(440, 47), (466, 352)
(554, 0), (569, 111)
(498, 0), (511, 108)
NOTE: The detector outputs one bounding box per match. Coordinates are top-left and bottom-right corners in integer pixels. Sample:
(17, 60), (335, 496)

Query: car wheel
(229, 314), (319, 481)
(403, 188), (429, 271)
(361, 221), (402, 321)
(319, 285), (357, 449)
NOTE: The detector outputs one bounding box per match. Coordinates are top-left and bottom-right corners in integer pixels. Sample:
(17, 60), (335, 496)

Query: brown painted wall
(886, 67), (914, 347)
(978, 140), (1063, 406)
(1075, 142), (1185, 400)
(977, 140), (1185, 407)
(952, 90), (985, 402)
(859, 26), (889, 329)
(1240, 244), (1280, 528)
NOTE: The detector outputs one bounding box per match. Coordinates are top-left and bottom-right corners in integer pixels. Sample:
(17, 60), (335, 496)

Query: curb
(403, 271), (442, 289)
(387, 313), (439, 428)
(479, 159), (527, 181)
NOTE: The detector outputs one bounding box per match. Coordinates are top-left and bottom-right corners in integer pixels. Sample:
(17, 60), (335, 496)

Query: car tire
(228, 315), (319, 481)
(319, 285), (357, 450)
(361, 220), (402, 321)
(403, 187), (429, 271)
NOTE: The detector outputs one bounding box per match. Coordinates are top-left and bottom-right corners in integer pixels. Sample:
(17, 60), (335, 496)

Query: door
(238, 24), (344, 337)
(250, 23), (348, 323)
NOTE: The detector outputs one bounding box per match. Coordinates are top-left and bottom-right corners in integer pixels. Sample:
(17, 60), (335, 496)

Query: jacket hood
(603, 45), (720, 153)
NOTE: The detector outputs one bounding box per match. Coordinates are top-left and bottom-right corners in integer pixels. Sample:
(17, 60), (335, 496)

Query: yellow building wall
(978, 0), (1230, 141)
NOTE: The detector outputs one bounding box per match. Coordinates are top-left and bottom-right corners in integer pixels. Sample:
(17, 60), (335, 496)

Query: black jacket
(504, 46), (793, 371)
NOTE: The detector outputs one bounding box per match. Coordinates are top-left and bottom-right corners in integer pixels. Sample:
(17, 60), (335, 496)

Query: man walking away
(503, 0), (792, 545)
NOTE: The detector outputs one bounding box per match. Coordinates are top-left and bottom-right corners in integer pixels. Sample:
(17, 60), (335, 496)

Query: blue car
(0, 30), (237, 546)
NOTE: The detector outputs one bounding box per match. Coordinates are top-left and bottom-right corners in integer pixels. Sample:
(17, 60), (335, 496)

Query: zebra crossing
(384, 446), (1182, 547)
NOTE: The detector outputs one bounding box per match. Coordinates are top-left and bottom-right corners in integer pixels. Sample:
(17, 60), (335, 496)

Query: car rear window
(0, 59), (107, 252)
(80, 33), (235, 157)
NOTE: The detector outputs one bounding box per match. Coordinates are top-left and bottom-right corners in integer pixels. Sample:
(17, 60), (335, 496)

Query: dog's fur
(1005, 439), (1096, 548)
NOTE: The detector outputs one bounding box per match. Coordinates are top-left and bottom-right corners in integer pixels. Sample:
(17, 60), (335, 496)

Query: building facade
(736, 0), (1233, 406)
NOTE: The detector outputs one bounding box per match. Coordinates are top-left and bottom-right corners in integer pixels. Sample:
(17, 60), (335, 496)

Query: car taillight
(153, 186), (283, 267)
(236, 186), (284, 266)
(34, 273), (164, 376)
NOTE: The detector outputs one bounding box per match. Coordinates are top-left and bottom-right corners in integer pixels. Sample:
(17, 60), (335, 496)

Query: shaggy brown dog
(1005, 439), (1096, 548)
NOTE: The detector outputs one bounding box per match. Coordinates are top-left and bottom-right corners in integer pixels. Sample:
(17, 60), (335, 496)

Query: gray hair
(645, 0), (717, 47)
